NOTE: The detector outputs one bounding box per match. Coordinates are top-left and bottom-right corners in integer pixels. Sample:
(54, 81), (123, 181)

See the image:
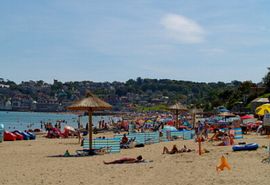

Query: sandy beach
(0, 133), (269, 185)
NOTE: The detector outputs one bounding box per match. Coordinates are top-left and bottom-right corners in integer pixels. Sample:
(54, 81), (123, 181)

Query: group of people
(104, 119), (238, 165)
(209, 128), (235, 146)
(41, 120), (67, 131)
(195, 121), (210, 139)
(98, 120), (110, 129)
(194, 120), (235, 146)
(103, 144), (194, 165)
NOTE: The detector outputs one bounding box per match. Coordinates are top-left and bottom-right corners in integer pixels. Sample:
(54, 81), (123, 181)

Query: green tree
(263, 67), (270, 92)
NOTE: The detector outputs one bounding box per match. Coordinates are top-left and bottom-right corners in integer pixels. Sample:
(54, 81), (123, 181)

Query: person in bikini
(162, 145), (179, 154)
(103, 155), (144, 164)
(162, 145), (193, 154)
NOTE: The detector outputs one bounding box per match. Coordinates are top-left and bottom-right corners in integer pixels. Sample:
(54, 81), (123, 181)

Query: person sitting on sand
(209, 129), (224, 141)
(217, 133), (230, 146)
(163, 145), (193, 154)
(120, 134), (128, 145)
(103, 155), (144, 164)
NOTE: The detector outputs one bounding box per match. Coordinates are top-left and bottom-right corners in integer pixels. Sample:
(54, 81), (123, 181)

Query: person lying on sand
(103, 155), (144, 164)
(179, 145), (192, 153)
(162, 145), (193, 154)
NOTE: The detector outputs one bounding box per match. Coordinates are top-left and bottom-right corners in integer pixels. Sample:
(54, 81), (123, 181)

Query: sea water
(0, 111), (112, 131)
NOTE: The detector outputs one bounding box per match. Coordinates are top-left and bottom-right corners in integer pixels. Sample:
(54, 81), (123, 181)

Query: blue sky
(0, 0), (270, 83)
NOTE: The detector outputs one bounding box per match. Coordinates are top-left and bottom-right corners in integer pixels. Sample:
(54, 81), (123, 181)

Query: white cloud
(161, 14), (205, 43)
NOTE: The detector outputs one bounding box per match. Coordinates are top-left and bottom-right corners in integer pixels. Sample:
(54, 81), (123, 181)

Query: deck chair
(76, 146), (112, 156)
(120, 138), (136, 149)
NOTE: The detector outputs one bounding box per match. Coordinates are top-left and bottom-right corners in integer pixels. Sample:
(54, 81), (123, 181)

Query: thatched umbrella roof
(168, 102), (188, 128)
(67, 92), (112, 153)
(168, 102), (188, 111)
(218, 112), (235, 117)
(67, 92), (112, 111)
(189, 108), (203, 114)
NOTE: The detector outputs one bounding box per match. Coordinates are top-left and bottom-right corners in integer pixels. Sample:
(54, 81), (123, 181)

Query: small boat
(12, 132), (24, 140)
(4, 131), (16, 141)
(232, 143), (259, 151)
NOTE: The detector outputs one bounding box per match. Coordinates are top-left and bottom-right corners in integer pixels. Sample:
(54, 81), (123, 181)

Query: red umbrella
(240, 115), (254, 120)
(166, 120), (174, 126)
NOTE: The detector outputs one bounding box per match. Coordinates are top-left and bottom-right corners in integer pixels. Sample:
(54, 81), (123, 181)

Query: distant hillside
(0, 77), (269, 112)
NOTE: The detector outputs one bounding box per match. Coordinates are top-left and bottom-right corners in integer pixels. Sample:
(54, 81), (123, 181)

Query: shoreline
(0, 110), (124, 116)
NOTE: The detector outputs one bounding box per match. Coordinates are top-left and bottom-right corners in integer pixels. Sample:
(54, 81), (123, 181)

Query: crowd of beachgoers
(1, 109), (270, 185)
(2, 110), (268, 141)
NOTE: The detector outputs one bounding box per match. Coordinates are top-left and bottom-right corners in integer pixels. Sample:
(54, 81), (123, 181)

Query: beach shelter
(67, 92), (112, 153)
(255, 103), (270, 116)
(168, 103), (188, 128)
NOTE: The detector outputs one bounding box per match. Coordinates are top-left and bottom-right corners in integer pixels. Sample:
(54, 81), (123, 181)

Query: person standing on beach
(203, 121), (209, 139)
(98, 121), (102, 129)
(86, 122), (88, 131)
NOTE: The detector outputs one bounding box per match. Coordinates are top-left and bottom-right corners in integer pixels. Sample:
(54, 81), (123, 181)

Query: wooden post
(88, 110), (93, 152)
(198, 136), (202, 155)
(192, 112), (196, 129)
(175, 110), (179, 128)
(78, 115), (81, 144)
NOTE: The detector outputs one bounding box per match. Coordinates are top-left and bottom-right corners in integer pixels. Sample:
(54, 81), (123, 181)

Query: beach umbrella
(240, 115), (254, 120)
(67, 92), (112, 153)
(166, 120), (174, 126)
(218, 112), (235, 122)
(162, 125), (177, 132)
(218, 112), (235, 117)
(255, 103), (270, 116)
(168, 102), (188, 128)
(64, 125), (76, 132)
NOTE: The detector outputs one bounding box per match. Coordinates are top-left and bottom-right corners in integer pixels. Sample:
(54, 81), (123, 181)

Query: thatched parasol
(218, 112), (235, 117)
(218, 112), (235, 122)
(67, 92), (112, 153)
(168, 102), (188, 128)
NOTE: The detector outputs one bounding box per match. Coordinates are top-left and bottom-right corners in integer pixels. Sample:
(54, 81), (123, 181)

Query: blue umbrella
(162, 125), (177, 132)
